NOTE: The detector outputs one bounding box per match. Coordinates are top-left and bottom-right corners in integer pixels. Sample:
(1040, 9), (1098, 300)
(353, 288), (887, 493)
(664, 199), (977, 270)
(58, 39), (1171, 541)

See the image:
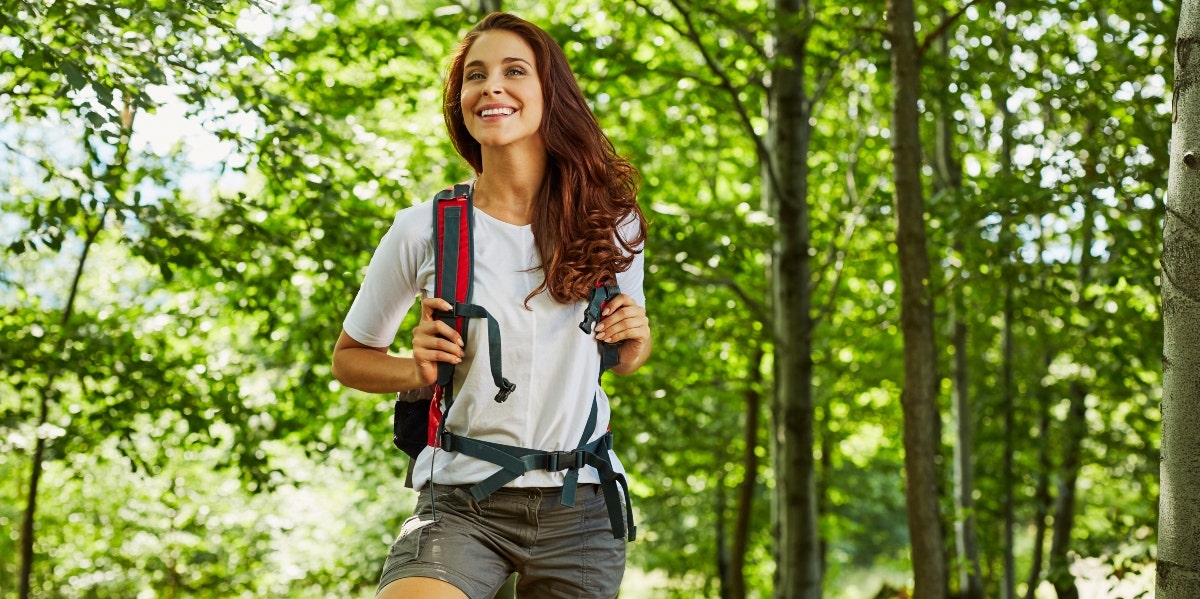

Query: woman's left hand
(594, 293), (652, 374)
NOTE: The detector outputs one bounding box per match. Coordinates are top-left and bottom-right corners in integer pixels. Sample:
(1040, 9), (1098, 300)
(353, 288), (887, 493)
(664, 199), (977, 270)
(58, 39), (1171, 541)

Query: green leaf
(61, 60), (87, 90)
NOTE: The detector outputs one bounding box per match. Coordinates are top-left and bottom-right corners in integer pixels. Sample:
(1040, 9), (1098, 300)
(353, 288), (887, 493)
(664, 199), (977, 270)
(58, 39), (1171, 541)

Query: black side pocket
(393, 388), (433, 459)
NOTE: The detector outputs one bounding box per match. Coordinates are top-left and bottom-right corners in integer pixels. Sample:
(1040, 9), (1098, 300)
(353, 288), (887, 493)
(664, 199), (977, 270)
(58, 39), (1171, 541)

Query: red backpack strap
(427, 183), (516, 448)
(427, 183), (474, 446)
(433, 182), (474, 387)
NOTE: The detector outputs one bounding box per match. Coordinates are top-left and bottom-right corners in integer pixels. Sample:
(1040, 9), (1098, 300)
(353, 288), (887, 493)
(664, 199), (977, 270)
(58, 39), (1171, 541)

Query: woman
(331, 12), (651, 599)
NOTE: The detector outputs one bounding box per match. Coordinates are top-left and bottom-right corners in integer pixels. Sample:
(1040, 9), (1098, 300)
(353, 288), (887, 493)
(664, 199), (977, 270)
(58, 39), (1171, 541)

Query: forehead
(464, 30), (537, 67)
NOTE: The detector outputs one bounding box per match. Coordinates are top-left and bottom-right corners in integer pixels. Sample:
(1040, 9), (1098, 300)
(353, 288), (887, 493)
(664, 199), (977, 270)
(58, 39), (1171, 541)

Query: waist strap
(439, 430), (635, 541)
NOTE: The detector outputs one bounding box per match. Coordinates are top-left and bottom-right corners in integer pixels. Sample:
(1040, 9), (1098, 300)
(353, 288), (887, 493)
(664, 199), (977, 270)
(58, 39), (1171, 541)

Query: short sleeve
(614, 213), (645, 307)
(342, 202), (435, 348)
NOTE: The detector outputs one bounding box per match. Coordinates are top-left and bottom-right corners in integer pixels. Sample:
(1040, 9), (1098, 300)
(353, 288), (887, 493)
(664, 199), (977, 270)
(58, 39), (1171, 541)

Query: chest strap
(438, 399), (636, 541)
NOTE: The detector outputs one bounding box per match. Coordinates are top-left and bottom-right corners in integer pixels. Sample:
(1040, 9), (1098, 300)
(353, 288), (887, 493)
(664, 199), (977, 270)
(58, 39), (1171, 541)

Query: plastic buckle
(494, 382), (515, 403)
(438, 431), (455, 452)
(546, 451), (579, 471)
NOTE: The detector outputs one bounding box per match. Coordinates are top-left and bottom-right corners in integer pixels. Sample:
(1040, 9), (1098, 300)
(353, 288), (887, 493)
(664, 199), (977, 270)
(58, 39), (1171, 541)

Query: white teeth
(481, 107), (514, 117)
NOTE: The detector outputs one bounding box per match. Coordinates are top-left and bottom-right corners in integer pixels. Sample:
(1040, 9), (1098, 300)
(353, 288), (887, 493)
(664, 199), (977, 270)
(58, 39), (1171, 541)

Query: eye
(506, 66), (526, 76)
(465, 71), (485, 81)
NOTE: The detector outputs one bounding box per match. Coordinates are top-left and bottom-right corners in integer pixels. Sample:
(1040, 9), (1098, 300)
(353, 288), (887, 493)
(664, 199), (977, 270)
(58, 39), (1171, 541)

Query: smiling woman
(330, 11), (651, 599)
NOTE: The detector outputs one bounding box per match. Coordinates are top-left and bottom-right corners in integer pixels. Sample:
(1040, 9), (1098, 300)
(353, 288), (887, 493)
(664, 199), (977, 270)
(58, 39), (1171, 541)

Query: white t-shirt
(343, 194), (644, 490)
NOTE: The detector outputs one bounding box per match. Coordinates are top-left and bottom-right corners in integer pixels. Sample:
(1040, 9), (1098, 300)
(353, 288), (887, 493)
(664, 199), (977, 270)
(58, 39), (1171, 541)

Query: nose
(482, 75), (504, 96)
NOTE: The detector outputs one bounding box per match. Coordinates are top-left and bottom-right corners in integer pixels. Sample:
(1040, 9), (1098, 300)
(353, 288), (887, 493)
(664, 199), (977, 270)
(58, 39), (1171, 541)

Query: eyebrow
(465, 57), (533, 69)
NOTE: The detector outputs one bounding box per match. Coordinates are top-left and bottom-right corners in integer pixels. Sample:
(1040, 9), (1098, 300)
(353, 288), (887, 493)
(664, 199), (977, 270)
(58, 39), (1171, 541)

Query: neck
(474, 145), (547, 226)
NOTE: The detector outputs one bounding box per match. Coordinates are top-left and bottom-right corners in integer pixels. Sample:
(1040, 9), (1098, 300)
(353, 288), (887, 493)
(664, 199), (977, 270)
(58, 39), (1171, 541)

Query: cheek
(460, 88), (478, 111)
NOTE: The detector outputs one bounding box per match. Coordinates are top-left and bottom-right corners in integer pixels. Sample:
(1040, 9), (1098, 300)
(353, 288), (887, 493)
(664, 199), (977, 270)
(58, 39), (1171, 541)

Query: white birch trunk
(1158, 1), (1200, 595)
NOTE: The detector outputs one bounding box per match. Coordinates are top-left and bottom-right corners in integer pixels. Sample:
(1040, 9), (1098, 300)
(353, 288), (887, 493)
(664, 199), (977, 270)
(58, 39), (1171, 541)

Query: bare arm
(332, 298), (465, 393)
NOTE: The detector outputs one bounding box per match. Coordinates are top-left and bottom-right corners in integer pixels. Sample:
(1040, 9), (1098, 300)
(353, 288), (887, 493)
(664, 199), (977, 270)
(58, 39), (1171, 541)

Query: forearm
(332, 346), (426, 394)
(611, 335), (652, 375)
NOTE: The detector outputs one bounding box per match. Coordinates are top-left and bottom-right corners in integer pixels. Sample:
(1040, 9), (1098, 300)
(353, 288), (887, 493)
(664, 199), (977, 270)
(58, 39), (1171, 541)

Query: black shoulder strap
(581, 279), (623, 376)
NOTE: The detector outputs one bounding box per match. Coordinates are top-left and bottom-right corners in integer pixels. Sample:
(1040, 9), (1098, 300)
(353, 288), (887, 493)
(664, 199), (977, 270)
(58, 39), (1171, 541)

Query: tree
(0, 3), (267, 596)
(1158, 1), (1200, 596)
(885, 0), (948, 596)
(766, 0), (823, 596)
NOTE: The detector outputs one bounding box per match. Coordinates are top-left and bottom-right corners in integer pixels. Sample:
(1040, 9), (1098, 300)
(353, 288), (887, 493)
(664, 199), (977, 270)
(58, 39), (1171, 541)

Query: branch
(809, 40), (866, 112)
(633, 0), (785, 198)
(684, 268), (773, 329)
(1, 140), (90, 193)
(917, 0), (985, 58)
(696, 3), (768, 62)
(811, 129), (878, 328)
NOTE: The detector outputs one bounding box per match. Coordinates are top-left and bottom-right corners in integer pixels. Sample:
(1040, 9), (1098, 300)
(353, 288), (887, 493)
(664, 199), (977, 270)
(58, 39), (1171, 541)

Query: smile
(480, 107), (516, 117)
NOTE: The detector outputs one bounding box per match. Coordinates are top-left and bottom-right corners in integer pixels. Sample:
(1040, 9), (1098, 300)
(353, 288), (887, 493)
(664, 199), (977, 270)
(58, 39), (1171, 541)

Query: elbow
(331, 350), (351, 386)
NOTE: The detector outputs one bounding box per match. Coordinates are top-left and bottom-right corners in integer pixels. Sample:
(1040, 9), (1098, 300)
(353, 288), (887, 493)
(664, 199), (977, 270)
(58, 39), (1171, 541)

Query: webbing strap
(450, 302), (515, 402)
(436, 203), (464, 390)
(431, 183), (516, 410)
(579, 280), (623, 374)
(451, 400), (597, 503)
(561, 398), (599, 507)
(440, 400), (636, 540)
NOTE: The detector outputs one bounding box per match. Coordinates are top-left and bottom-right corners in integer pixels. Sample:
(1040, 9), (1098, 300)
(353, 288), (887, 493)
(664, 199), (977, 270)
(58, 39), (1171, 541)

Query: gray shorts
(378, 483), (626, 599)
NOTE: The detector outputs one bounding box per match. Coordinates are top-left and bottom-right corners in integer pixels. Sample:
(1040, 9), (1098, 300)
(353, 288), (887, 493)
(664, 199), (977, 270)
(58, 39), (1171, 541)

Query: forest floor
(617, 556), (1155, 598)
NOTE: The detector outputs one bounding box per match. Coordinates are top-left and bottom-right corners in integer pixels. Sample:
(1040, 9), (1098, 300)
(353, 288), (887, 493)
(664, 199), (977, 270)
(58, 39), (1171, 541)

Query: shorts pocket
(388, 514), (437, 562)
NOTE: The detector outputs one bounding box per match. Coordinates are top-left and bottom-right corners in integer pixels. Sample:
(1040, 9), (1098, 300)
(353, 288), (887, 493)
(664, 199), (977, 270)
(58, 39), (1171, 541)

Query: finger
(427, 320), (465, 346)
(596, 313), (649, 342)
(414, 322), (465, 351)
(413, 335), (465, 363)
(601, 293), (633, 317)
(420, 297), (454, 321)
(423, 348), (463, 364)
(595, 303), (644, 333)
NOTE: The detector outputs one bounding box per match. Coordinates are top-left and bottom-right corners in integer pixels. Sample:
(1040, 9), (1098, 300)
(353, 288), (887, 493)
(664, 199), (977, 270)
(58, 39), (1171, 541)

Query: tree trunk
(19, 208), (107, 599)
(1001, 286), (1017, 599)
(768, 1), (820, 597)
(1023, 347), (1054, 599)
(18, 435), (46, 599)
(1048, 133), (1099, 599)
(1046, 381), (1085, 599)
(1159, 6), (1200, 596)
(885, 0), (948, 596)
(730, 349), (765, 599)
(950, 309), (983, 599)
(718, 476), (733, 599)
(935, 21), (982, 595)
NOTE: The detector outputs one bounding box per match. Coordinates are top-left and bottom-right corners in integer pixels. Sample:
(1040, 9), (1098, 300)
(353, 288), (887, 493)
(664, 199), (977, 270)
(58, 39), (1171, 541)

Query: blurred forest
(0, 0), (1174, 597)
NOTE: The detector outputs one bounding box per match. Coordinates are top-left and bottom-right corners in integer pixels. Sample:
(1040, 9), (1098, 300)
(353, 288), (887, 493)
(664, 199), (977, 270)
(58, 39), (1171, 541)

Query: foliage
(0, 0), (1173, 597)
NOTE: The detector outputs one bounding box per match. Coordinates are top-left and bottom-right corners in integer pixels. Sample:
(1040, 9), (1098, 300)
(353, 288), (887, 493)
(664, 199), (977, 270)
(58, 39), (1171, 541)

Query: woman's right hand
(411, 297), (465, 385)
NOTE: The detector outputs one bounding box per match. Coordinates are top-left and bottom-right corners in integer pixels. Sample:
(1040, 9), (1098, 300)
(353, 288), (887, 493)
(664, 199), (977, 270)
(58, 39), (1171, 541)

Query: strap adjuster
(546, 450), (583, 471)
(494, 381), (516, 403)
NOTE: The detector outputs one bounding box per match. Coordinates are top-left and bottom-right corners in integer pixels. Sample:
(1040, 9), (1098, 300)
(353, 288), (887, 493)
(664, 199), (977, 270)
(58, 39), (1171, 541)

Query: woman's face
(460, 30), (545, 154)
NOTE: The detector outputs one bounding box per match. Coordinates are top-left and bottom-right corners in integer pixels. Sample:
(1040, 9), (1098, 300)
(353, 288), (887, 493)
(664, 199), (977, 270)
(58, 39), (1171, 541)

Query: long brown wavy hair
(443, 12), (647, 305)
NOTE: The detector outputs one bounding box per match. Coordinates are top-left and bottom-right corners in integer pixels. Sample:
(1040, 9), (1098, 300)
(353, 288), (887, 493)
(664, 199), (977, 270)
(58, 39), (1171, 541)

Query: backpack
(392, 182), (635, 541)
